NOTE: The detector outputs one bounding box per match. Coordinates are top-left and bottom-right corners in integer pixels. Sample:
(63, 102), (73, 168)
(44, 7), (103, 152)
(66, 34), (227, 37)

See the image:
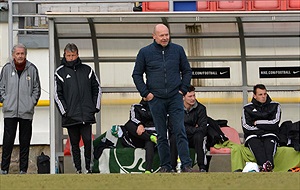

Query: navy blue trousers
(148, 93), (192, 170)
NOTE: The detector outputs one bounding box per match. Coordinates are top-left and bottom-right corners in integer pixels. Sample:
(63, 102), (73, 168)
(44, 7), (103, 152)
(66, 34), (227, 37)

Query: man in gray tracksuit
(0, 43), (41, 174)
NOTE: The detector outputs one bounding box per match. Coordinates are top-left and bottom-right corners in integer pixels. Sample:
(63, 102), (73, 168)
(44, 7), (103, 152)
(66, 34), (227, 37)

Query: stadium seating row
(142, 0), (300, 12)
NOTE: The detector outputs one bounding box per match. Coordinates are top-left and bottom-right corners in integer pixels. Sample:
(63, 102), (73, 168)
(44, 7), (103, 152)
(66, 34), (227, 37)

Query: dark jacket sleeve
(256, 103), (281, 132)
(54, 71), (67, 116)
(178, 46), (192, 95)
(90, 69), (102, 111)
(132, 49), (150, 98)
(130, 104), (143, 126)
(242, 105), (264, 136)
(195, 107), (208, 134)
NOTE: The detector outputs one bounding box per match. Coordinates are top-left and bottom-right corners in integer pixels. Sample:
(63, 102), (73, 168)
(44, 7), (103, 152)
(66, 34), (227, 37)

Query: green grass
(0, 172), (299, 190)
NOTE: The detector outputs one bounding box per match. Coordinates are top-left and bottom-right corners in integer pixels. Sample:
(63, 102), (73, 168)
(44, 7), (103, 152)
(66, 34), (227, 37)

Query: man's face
(153, 25), (169, 47)
(254, 88), (267, 104)
(64, 50), (78, 62)
(184, 91), (196, 107)
(12, 47), (26, 65)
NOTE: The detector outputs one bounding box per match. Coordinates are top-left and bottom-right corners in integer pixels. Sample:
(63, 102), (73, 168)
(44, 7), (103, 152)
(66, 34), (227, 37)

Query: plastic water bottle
(55, 158), (59, 174)
(176, 157), (181, 173)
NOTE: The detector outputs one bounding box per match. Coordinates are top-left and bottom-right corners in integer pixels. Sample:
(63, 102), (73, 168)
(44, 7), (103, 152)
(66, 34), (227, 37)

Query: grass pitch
(0, 172), (299, 190)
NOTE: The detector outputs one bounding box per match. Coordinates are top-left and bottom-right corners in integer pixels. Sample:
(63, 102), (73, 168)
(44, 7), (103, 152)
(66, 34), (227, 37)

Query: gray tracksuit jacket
(0, 61), (41, 119)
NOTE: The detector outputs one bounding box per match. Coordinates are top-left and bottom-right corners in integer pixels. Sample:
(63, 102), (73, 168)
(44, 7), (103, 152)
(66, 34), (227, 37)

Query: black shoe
(181, 166), (193, 173)
(85, 170), (92, 174)
(263, 160), (273, 172)
(1, 170), (8, 175)
(158, 167), (171, 173)
(20, 171), (27, 174)
(76, 170), (82, 174)
(234, 169), (243, 172)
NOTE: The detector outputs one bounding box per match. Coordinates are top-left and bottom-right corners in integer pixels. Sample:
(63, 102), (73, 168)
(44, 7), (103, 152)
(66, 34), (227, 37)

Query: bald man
(132, 24), (193, 172)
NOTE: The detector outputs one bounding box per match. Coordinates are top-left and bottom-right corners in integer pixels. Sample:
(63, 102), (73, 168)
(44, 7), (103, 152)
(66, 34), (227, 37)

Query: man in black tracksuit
(242, 84), (281, 172)
(170, 85), (208, 172)
(123, 99), (157, 173)
(54, 43), (102, 174)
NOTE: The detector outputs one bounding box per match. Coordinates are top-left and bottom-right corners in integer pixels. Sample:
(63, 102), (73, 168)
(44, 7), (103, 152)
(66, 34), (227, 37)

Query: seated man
(123, 98), (157, 173)
(170, 85), (208, 172)
(242, 84), (281, 172)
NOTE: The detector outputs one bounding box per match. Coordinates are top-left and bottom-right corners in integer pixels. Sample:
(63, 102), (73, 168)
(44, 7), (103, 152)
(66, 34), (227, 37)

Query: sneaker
(19, 171), (27, 174)
(150, 135), (157, 144)
(181, 166), (193, 173)
(144, 170), (151, 174)
(1, 170), (8, 175)
(76, 170), (82, 174)
(199, 169), (207, 172)
(263, 161), (273, 172)
(158, 167), (171, 173)
(85, 170), (92, 174)
(259, 166), (265, 172)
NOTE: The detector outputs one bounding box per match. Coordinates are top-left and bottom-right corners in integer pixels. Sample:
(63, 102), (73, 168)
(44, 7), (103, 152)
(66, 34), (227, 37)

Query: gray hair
(12, 43), (27, 55)
(64, 43), (78, 54)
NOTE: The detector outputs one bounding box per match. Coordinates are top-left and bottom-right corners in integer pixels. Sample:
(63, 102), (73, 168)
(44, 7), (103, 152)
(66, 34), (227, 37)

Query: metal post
(8, 0), (13, 53)
(48, 18), (56, 174)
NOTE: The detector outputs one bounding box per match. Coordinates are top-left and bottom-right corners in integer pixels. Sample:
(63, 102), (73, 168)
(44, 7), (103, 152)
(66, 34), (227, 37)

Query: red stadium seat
(216, 0), (247, 11)
(64, 135), (95, 156)
(287, 0), (300, 10)
(197, 1), (211, 11)
(142, 2), (169, 12)
(209, 126), (241, 154)
(248, 0), (282, 11)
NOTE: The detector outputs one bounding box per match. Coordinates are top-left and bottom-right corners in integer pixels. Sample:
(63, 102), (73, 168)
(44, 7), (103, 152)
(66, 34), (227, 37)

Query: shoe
(1, 170), (8, 175)
(263, 161), (273, 172)
(259, 166), (265, 172)
(145, 170), (151, 174)
(199, 169), (207, 172)
(150, 135), (157, 144)
(234, 169), (243, 172)
(158, 167), (171, 173)
(181, 166), (193, 173)
(76, 170), (82, 174)
(85, 170), (92, 174)
(19, 171), (27, 174)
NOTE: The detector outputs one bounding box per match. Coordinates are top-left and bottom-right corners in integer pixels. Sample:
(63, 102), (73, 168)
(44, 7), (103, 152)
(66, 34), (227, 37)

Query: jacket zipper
(162, 49), (167, 95)
(16, 69), (20, 117)
(74, 66), (85, 125)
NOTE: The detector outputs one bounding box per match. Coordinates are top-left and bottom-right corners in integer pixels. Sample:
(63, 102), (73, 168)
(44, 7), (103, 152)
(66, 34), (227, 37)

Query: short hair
(12, 43), (27, 55)
(153, 24), (169, 35)
(253, 84), (267, 94)
(64, 43), (78, 54)
(187, 85), (195, 93)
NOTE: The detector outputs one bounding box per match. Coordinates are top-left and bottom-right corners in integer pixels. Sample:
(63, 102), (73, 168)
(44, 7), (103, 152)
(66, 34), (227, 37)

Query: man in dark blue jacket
(132, 24), (193, 172)
(242, 84), (281, 172)
(54, 43), (102, 174)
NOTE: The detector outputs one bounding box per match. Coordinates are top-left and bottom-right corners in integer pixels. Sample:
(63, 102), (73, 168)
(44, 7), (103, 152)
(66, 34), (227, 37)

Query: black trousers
(247, 136), (278, 167)
(1, 118), (32, 173)
(66, 123), (92, 171)
(170, 132), (206, 170)
(124, 121), (156, 171)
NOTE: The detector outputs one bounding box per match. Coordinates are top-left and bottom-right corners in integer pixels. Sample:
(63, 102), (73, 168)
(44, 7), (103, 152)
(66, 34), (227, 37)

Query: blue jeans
(148, 93), (192, 169)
